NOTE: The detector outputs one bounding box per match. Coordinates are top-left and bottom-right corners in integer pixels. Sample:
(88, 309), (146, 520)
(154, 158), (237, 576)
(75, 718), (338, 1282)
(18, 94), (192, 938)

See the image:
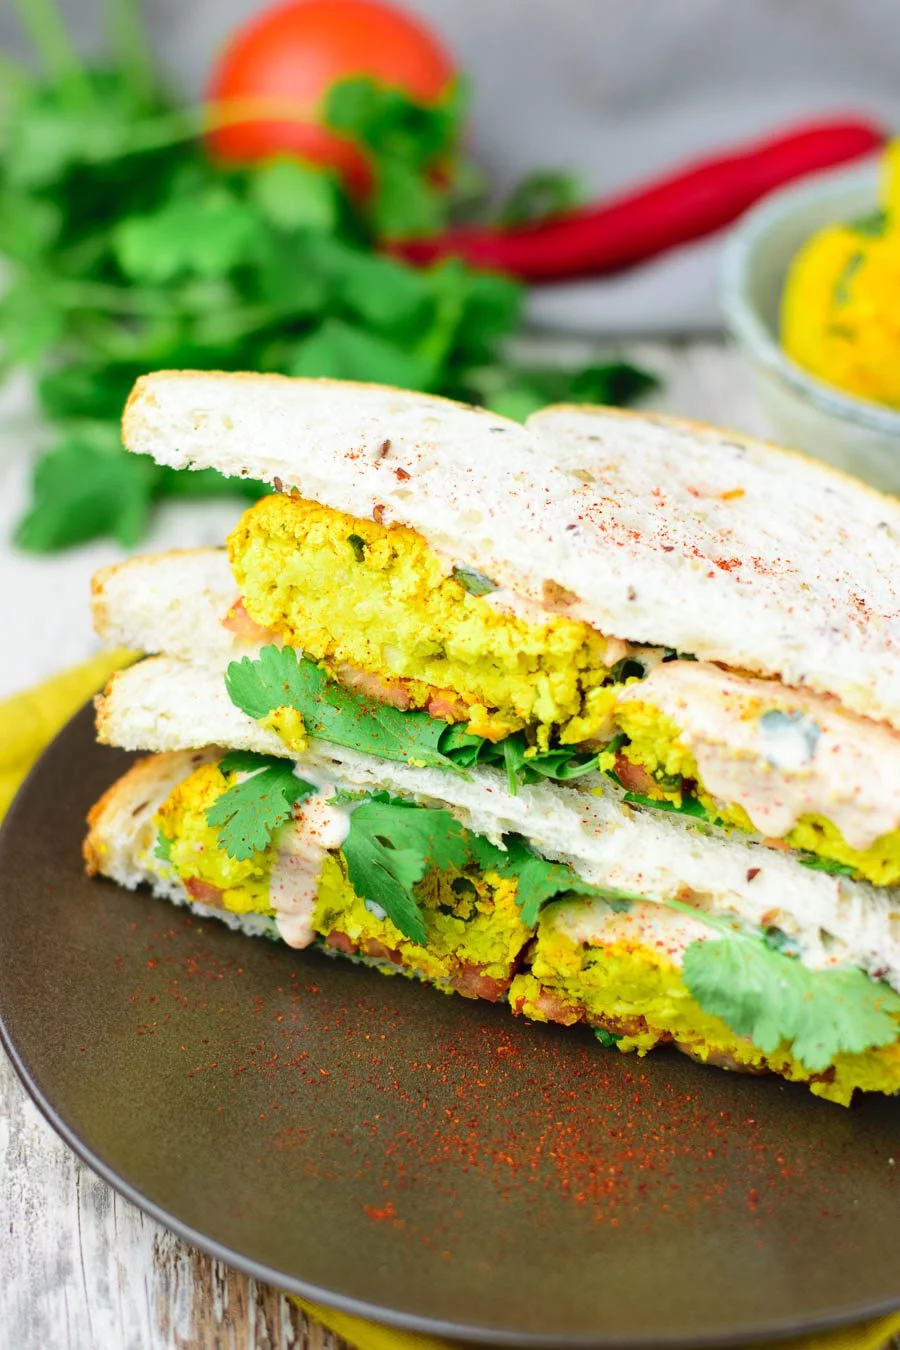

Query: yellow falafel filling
(153, 759), (531, 994)
(603, 700), (900, 887)
(225, 495), (900, 885)
(228, 494), (614, 747)
(510, 901), (900, 1107)
(148, 758), (900, 1104)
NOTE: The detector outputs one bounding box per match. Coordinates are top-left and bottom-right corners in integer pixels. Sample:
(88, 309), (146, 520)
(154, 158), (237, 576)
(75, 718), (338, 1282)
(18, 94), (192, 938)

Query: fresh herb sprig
(224, 645), (601, 791)
(340, 793), (471, 944)
(205, 750), (316, 861)
(205, 755), (607, 942)
(3, 2), (656, 551)
(682, 928), (900, 1072)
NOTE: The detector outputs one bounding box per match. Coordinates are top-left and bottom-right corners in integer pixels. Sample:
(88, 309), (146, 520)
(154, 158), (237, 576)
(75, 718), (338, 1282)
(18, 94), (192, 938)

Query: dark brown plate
(3, 706), (900, 1347)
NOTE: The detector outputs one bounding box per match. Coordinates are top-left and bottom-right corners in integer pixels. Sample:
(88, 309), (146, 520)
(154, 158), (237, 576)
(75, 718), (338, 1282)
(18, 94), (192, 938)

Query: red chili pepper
(391, 117), (885, 281)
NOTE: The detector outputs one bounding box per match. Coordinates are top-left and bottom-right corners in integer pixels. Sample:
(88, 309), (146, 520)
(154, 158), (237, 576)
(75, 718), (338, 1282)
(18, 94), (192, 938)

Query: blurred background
(2, 0), (900, 693)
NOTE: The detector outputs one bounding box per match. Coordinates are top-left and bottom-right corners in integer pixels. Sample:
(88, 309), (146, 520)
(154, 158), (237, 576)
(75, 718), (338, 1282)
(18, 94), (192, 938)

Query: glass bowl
(720, 161), (900, 493)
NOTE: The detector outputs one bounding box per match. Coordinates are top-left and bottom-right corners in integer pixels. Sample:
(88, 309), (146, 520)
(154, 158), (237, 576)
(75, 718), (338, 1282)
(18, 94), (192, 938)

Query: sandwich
(85, 371), (900, 1106)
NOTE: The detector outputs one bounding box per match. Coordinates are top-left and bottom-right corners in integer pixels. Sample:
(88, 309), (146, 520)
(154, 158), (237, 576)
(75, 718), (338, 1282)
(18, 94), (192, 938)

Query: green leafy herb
(154, 830), (173, 863)
(341, 795), (609, 942)
(205, 751), (316, 861)
(497, 170), (586, 227)
(451, 564), (497, 597)
(682, 935), (900, 1072)
(249, 158), (339, 234)
(506, 851), (605, 928)
(347, 533), (367, 562)
(341, 793), (471, 943)
(608, 656), (647, 683)
(594, 1027), (622, 1049)
(763, 926), (800, 956)
(3, 17), (657, 551)
(323, 77), (463, 238)
(225, 645), (601, 789)
(226, 645), (456, 767)
(497, 738), (600, 796)
(621, 789), (715, 823)
(465, 833), (607, 927)
(468, 360), (659, 424)
(850, 209), (887, 238)
(603, 731), (628, 757)
(14, 428), (161, 550)
(797, 854), (860, 878)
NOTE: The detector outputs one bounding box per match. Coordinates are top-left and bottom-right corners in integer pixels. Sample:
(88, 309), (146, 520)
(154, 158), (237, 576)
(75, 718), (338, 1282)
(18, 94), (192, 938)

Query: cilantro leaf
(469, 360), (659, 423)
(113, 189), (262, 284)
(3, 50), (658, 553)
(14, 430), (161, 551)
(497, 170), (586, 227)
(289, 317), (435, 389)
(154, 831), (173, 863)
(325, 77), (462, 175)
(499, 739), (601, 793)
(797, 854), (860, 878)
(206, 752), (316, 861)
(465, 833), (603, 927)
(371, 159), (445, 240)
(249, 159), (339, 234)
(324, 77), (464, 240)
(621, 789), (714, 822)
(682, 937), (900, 1072)
(502, 849), (603, 928)
(341, 793), (471, 943)
(225, 646), (311, 722)
(226, 645), (455, 767)
(451, 565), (497, 597)
(226, 646), (602, 788)
(594, 1027), (622, 1048)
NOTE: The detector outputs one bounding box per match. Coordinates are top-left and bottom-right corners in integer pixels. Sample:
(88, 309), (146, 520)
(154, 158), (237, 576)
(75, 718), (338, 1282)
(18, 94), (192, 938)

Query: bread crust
(84, 753), (170, 873)
(121, 371), (900, 729)
(84, 746), (218, 886)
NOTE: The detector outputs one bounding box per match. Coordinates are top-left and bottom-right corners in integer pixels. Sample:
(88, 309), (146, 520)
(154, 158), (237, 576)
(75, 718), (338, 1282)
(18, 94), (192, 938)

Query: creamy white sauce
(269, 782), (351, 949)
(553, 896), (714, 967)
(619, 661), (900, 851)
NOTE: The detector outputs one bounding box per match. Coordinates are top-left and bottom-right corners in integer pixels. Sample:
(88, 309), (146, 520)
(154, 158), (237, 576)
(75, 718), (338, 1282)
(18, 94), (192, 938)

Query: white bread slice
(123, 372), (900, 728)
(85, 748), (217, 891)
(92, 548), (240, 659)
(85, 750), (277, 939)
(95, 656), (900, 991)
(89, 551), (900, 847)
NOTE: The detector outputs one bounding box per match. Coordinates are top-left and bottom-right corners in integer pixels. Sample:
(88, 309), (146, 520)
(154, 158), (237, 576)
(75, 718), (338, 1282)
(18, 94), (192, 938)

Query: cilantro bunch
(1, 0), (656, 551)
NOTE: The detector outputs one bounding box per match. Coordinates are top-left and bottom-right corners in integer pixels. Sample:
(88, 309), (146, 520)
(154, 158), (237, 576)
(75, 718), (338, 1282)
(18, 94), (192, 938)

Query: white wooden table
(3, 340), (878, 1349)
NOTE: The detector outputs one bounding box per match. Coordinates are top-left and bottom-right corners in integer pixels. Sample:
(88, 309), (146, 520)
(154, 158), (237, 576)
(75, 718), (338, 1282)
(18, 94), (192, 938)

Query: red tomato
(206, 0), (455, 195)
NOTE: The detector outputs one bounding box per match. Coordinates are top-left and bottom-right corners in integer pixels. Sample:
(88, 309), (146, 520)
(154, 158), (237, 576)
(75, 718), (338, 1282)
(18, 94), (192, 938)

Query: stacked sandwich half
(86, 372), (900, 1105)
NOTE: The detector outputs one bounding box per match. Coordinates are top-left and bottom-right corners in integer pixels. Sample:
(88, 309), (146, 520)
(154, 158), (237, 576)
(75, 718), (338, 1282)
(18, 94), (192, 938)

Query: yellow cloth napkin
(0, 650), (136, 816)
(293, 1300), (900, 1350)
(2, 656), (898, 1350)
